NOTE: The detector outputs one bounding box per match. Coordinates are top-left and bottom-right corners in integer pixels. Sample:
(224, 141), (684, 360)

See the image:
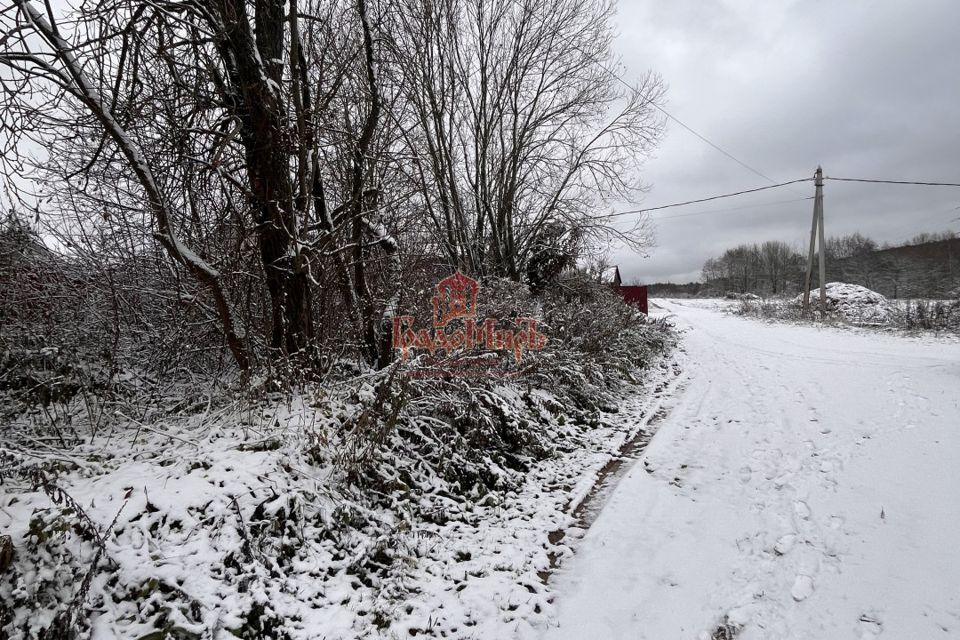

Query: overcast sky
(609, 0), (960, 284)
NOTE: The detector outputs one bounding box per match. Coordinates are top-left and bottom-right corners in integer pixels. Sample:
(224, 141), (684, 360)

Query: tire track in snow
(539, 351), (690, 584)
(541, 300), (960, 640)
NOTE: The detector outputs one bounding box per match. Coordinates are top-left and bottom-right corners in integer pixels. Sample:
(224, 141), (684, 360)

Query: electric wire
(606, 174), (960, 222)
(603, 177), (814, 220)
(656, 196), (813, 221)
(563, 6), (960, 225)
(526, 3), (960, 211)
(579, 49), (806, 194)
(825, 177), (960, 188)
(649, 107), (781, 185)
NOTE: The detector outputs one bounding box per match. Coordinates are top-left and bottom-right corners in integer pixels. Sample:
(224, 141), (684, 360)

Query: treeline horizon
(645, 229), (959, 299)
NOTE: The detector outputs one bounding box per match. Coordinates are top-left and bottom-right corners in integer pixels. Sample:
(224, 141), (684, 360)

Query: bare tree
(700, 257), (726, 290)
(1, 0), (400, 370)
(826, 232), (877, 261)
(1, 1), (254, 368)
(390, 0), (665, 280)
(760, 240), (801, 294)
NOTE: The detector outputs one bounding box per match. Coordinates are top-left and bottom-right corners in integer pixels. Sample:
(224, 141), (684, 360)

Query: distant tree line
(701, 240), (804, 295)
(826, 231), (959, 299)
(689, 230), (960, 299)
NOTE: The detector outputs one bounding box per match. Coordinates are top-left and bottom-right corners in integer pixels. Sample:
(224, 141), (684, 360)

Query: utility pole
(817, 169), (827, 315)
(803, 167), (826, 315)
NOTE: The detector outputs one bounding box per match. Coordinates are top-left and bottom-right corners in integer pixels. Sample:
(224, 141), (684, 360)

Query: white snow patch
(794, 282), (893, 324)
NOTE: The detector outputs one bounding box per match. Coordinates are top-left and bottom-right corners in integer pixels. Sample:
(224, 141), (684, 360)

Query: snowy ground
(0, 343), (685, 639)
(542, 299), (960, 640)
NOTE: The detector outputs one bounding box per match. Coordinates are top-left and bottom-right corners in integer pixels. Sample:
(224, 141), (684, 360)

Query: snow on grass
(1, 349), (683, 639)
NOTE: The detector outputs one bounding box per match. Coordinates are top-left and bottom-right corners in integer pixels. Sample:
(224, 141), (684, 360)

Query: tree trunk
(216, 0), (314, 356)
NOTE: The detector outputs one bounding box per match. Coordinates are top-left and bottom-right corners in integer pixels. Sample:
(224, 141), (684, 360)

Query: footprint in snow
(773, 473), (792, 489)
(774, 533), (796, 556)
(791, 574), (815, 601)
(858, 613), (883, 638)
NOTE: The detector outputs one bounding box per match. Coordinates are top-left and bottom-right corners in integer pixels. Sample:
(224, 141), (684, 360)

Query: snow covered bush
(535, 279), (672, 396)
(327, 277), (674, 501)
(735, 282), (960, 334)
(896, 299), (960, 332)
(0, 277), (676, 639)
(735, 298), (806, 323)
(736, 282), (892, 326)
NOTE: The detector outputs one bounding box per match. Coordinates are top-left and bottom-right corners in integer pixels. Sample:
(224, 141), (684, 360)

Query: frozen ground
(542, 299), (960, 640)
(0, 343), (685, 639)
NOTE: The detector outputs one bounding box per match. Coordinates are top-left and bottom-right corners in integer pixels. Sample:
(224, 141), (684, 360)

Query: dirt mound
(795, 282), (892, 324)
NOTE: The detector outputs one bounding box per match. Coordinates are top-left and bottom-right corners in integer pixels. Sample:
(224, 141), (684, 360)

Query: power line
(656, 196), (813, 221)
(825, 176), (960, 187)
(649, 106), (782, 185)
(604, 177), (814, 219)
(579, 50), (806, 194)
(606, 173), (960, 222)
(552, 33), (787, 186)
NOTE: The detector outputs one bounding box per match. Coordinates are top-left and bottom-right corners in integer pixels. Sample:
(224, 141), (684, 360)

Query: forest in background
(647, 230), (960, 299)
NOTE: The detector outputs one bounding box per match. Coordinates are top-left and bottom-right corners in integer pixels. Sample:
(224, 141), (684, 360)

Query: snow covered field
(542, 299), (960, 639)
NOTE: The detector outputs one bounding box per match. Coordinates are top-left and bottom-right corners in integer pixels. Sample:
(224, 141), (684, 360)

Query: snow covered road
(542, 300), (960, 640)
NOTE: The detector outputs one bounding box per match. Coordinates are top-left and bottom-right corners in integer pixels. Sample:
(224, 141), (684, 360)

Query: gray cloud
(608, 0), (960, 283)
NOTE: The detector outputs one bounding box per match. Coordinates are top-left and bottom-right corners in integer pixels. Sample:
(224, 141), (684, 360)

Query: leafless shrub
(895, 299), (960, 332)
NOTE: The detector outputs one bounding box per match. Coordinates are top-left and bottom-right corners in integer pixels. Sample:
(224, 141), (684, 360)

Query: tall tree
(0, 0), (396, 369)
(760, 240), (801, 294)
(391, 0), (664, 279)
